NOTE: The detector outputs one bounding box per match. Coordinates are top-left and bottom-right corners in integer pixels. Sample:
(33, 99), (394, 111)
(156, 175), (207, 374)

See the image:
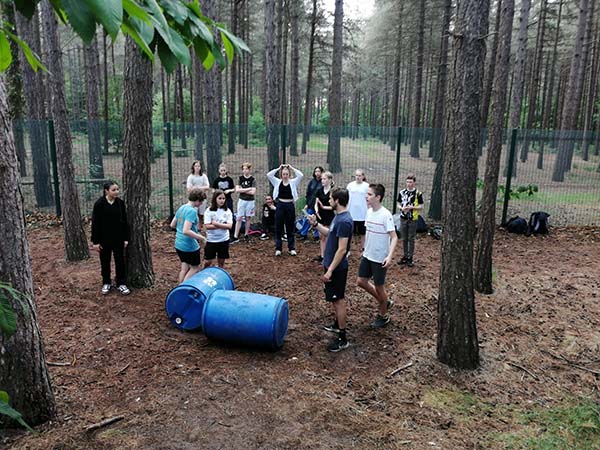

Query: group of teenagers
(90, 160), (425, 352)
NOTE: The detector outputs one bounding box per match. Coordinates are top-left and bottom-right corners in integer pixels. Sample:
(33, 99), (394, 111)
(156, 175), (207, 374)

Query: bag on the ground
(429, 225), (443, 240)
(505, 216), (529, 234)
(529, 211), (550, 235)
(295, 216), (311, 237)
(416, 215), (428, 233)
(248, 223), (263, 235)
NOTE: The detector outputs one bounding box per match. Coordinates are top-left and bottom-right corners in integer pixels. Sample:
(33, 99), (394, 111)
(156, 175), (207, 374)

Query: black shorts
(176, 248), (201, 266)
(204, 241), (230, 260)
(324, 268), (348, 302)
(353, 221), (366, 236)
(358, 256), (387, 286)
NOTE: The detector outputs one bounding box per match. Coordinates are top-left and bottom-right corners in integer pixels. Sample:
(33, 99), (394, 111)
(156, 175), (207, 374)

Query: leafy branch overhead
(7, 0), (250, 73)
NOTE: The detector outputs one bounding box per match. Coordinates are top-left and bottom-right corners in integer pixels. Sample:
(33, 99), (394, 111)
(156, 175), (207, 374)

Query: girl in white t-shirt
(186, 160), (210, 226)
(346, 169), (369, 249)
(203, 190), (233, 268)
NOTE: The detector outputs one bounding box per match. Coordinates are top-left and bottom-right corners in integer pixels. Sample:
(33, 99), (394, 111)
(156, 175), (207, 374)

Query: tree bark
(409, 0), (426, 158)
(42, 0), (89, 261)
(192, 54), (205, 162)
(474, 0), (515, 294)
(122, 37), (154, 288)
(437, 0), (489, 370)
(0, 77), (56, 426)
(389, 4), (403, 151)
(301, 0), (318, 154)
(289, 0), (300, 156)
(327, 0), (343, 173)
(265, 0), (280, 169)
(84, 37), (104, 179)
(481, 0), (503, 129)
(228, 0), (239, 155)
(581, 15), (599, 161)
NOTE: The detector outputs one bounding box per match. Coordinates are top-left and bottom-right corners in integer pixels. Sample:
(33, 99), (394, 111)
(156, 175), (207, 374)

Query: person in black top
(91, 181), (131, 295)
(304, 166), (324, 214)
(212, 163), (235, 213)
(260, 195), (276, 240)
(314, 171), (335, 262)
(396, 173), (424, 267)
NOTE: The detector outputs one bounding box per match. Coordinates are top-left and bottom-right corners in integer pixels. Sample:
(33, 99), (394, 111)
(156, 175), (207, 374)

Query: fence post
(48, 120), (61, 217)
(501, 128), (518, 226)
(281, 124), (287, 164)
(392, 127), (402, 215)
(166, 122), (174, 219)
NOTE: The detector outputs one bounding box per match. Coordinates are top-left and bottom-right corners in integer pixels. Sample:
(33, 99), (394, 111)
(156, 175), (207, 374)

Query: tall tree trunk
(581, 15), (599, 161)
(389, 3), (403, 151)
(428, 0), (452, 221)
(265, 0), (280, 168)
(481, 0), (503, 128)
(103, 30), (109, 154)
(474, 0), (515, 294)
(327, 0), (343, 173)
(552, 0), (590, 181)
(289, 0), (300, 156)
(228, 0), (239, 154)
(193, 54), (205, 162)
(0, 78), (56, 426)
(177, 64), (187, 149)
(437, 0), (489, 370)
(42, 0), (89, 261)
(84, 37), (104, 179)
(15, 10), (54, 207)
(301, 0), (318, 154)
(279, 0), (288, 133)
(410, 0), (426, 158)
(122, 37), (154, 288)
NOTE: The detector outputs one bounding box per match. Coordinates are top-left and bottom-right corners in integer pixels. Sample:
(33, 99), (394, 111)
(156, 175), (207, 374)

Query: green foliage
(0, 282), (28, 338)
(0, 391), (34, 431)
(477, 178), (539, 200)
(249, 109), (266, 145)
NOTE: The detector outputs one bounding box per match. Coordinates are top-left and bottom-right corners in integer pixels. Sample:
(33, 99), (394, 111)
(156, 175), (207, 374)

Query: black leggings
(275, 202), (295, 251)
(99, 242), (126, 285)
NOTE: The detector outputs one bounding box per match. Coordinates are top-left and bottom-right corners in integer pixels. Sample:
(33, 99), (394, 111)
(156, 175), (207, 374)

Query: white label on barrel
(203, 276), (217, 288)
(175, 317), (182, 324)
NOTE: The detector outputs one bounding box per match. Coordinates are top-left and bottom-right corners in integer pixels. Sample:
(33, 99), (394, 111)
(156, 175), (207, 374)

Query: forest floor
(3, 220), (600, 449)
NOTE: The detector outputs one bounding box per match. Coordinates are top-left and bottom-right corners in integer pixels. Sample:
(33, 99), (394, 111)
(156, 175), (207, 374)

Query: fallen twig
(389, 362), (413, 377)
(116, 363), (130, 375)
(85, 416), (124, 433)
(47, 361), (71, 367)
(507, 361), (539, 380)
(542, 350), (600, 375)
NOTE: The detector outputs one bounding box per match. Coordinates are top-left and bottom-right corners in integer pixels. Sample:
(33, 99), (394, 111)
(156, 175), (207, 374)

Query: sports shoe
(101, 284), (112, 295)
(259, 233), (269, 241)
(289, 250), (297, 256)
(386, 299), (395, 311)
(323, 321), (340, 333)
(282, 234), (288, 242)
(230, 237), (240, 244)
(117, 284), (131, 295)
(312, 255), (324, 262)
(275, 250), (282, 256)
(371, 314), (390, 328)
(407, 258), (414, 267)
(327, 336), (349, 352)
(397, 256), (408, 265)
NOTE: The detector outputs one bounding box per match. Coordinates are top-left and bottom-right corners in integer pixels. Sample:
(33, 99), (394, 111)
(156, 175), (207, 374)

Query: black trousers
(275, 202), (295, 251)
(99, 242), (126, 285)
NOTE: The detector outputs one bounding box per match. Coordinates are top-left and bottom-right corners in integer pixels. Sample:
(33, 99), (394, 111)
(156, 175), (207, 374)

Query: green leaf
(0, 293), (17, 337)
(0, 395), (34, 432)
(187, 14), (214, 46)
(129, 16), (154, 46)
(0, 391), (8, 404)
(209, 40), (226, 70)
(217, 26), (250, 54)
(0, 32), (12, 72)
(61, 0), (97, 43)
(156, 36), (178, 73)
(121, 19), (154, 62)
(4, 30), (47, 72)
(88, 0), (123, 40)
(220, 31), (233, 65)
(161, 0), (189, 26)
(193, 39), (213, 70)
(123, 0), (152, 24)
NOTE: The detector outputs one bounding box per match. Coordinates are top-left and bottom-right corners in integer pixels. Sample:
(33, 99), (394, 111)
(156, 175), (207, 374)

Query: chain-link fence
(16, 121), (600, 226)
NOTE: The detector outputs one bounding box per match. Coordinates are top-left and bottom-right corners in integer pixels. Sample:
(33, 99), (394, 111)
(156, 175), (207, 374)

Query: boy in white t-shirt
(357, 183), (398, 328)
(346, 169), (369, 249)
(204, 190), (233, 268)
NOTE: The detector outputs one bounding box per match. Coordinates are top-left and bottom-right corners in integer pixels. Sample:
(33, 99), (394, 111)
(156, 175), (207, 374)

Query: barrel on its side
(165, 267), (235, 331)
(202, 290), (289, 350)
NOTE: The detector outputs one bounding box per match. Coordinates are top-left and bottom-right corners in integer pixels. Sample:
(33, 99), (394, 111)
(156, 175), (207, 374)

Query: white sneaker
(275, 250), (282, 256)
(101, 284), (112, 295)
(289, 250), (297, 256)
(117, 284), (131, 295)
(259, 233), (269, 241)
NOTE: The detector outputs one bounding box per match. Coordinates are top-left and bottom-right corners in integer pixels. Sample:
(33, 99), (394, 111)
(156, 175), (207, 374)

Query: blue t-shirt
(323, 211), (353, 271)
(174, 204), (200, 252)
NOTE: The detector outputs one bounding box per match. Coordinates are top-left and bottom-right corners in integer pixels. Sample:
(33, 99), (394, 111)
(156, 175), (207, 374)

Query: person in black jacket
(91, 181), (131, 295)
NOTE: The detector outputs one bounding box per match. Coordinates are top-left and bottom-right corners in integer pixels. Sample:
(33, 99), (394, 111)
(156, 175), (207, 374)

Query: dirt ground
(3, 221), (600, 449)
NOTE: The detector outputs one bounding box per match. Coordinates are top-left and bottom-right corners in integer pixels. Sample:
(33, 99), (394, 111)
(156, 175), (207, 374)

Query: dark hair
(191, 160), (204, 175)
(103, 181), (118, 193)
(312, 166), (324, 179)
(209, 190), (227, 211)
(188, 188), (206, 202)
(331, 187), (349, 206)
(406, 173), (416, 182)
(369, 183), (385, 201)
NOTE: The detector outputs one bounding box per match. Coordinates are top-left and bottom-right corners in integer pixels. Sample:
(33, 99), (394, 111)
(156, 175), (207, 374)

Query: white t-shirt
(346, 181), (369, 221)
(204, 208), (233, 243)
(363, 206), (395, 263)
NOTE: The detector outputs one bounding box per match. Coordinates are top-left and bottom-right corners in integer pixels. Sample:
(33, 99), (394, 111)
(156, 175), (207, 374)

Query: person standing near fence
(396, 173), (424, 267)
(304, 166), (324, 213)
(231, 162), (257, 243)
(314, 171), (335, 262)
(308, 187), (353, 352)
(203, 190), (233, 269)
(170, 189), (208, 283)
(346, 169), (369, 251)
(267, 163), (304, 256)
(357, 183), (397, 328)
(212, 163), (235, 214)
(186, 160), (210, 229)
(91, 181), (131, 295)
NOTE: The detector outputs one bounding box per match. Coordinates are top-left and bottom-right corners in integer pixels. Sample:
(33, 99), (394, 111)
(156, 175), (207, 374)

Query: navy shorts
(358, 256), (387, 286)
(353, 221), (366, 236)
(176, 248), (201, 266)
(204, 241), (230, 260)
(324, 268), (348, 302)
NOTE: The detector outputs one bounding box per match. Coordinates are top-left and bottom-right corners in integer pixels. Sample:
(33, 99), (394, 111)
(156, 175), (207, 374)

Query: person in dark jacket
(91, 181), (131, 295)
(304, 166), (324, 213)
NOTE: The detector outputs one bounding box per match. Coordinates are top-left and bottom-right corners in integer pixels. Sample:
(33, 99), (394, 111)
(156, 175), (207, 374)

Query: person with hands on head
(357, 183), (398, 328)
(91, 181), (131, 295)
(170, 189), (208, 283)
(266, 163), (304, 256)
(307, 187), (353, 352)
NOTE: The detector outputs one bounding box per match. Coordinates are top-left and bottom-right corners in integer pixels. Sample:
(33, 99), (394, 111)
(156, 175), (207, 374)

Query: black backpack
(416, 215), (428, 233)
(505, 216), (529, 234)
(529, 211), (550, 235)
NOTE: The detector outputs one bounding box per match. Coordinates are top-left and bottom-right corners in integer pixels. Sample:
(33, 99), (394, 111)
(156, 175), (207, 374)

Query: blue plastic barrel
(202, 290), (289, 350)
(165, 267), (235, 331)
